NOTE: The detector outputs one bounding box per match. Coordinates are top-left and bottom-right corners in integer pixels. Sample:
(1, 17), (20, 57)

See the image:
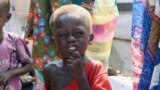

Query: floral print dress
(27, 0), (84, 89)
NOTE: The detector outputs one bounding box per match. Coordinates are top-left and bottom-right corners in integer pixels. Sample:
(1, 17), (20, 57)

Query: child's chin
(68, 50), (78, 53)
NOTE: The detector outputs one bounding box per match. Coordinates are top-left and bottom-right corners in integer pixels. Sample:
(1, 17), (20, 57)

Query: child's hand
(66, 51), (85, 79)
(0, 72), (11, 85)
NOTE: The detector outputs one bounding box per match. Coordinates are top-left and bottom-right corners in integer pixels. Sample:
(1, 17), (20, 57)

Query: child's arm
(43, 65), (51, 90)
(0, 63), (33, 84)
(43, 63), (57, 90)
(66, 51), (91, 90)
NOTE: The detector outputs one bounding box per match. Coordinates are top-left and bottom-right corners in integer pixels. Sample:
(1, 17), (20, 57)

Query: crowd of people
(4, 0), (160, 90)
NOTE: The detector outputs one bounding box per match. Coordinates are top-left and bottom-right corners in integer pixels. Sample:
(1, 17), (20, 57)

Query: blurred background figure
(131, 0), (160, 90)
(86, 0), (119, 70)
(3, 0), (31, 39)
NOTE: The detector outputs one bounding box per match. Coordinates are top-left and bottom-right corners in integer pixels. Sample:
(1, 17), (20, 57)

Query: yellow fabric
(86, 0), (118, 68)
(87, 40), (113, 52)
(93, 0), (118, 24)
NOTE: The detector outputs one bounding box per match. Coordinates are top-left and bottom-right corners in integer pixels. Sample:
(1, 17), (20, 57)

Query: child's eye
(75, 31), (84, 36)
(58, 33), (67, 37)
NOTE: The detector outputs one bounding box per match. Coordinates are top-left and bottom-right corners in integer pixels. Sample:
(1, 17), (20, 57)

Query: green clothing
(27, 0), (83, 89)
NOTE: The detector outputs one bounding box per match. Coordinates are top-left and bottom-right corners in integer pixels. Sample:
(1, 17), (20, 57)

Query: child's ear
(7, 13), (11, 21)
(88, 34), (94, 45)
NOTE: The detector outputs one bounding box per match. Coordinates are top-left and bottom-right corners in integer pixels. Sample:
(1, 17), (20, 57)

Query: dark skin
(43, 14), (94, 90)
(0, 4), (33, 85)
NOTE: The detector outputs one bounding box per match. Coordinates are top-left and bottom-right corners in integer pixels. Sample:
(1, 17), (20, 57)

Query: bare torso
(44, 60), (74, 90)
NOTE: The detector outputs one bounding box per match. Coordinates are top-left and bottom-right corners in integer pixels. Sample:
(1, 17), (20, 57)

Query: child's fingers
(72, 51), (81, 58)
(66, 59), (77, 71)
(66, 63), (74, 72)
(67, 55), (83, 67)
(66, 59), (76, 65)
(66, 63), (77, 78)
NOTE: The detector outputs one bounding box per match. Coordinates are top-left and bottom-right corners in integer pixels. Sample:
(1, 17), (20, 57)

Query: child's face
(0, 5), (9, 31)
(53, 14), (93, 59)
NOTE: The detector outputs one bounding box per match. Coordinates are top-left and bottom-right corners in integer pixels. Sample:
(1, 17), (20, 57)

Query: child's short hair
(49, 4), (92, 34)
(0, 0), (10, 13)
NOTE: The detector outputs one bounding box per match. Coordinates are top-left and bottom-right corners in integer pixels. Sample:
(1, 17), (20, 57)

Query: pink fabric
(0, 31), (31, 90)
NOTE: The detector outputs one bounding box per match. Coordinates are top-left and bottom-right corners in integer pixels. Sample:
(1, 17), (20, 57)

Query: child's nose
(67, 35), (76, 43)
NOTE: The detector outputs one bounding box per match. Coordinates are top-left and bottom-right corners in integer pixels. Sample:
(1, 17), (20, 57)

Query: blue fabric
(150, 48), (160, 90)
(132, 0), (160, 89)
(139, 50), (154, 90)
(72, 0), (82, 5)
(151, 85), (160, 90)
(132, 0), (153, 90)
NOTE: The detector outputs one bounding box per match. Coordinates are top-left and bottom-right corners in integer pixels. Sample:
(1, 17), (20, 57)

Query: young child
(0, 0), (33, 90)
(43, 4), (112, 90)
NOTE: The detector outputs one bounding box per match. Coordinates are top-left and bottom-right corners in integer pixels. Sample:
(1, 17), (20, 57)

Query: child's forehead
(60, 13), (82, 19)
(53, 13), (91, 34)
(0, 0), (6, 6)
(57, 13), (87, 25)
(0, 1), (8, 12)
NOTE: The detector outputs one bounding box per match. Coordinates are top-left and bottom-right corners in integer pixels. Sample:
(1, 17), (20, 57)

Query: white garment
(4, 0), (31, 38)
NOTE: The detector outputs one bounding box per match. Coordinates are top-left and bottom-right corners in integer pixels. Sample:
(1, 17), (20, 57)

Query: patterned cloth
(86, 0), (118, 69)
(27, 0), (88, 89)
(0, 31), (31, 90)
(131, 0), (160, 90)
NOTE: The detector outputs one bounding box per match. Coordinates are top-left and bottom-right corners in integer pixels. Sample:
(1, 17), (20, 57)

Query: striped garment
(132, 0), (160, 90)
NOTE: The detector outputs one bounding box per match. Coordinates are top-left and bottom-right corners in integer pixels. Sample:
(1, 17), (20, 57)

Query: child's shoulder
(86, 59), (107, 73)
(44, 60), (63, 73)
(89, 59), (105, 68)
(3, 31), (20, 50)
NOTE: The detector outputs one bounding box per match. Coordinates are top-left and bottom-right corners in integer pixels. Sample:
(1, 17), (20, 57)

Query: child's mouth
(68, 46), (77, 52)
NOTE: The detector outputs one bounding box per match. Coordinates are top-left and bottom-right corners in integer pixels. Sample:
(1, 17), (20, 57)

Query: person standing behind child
(0, 0), (33, 90)
(86, 0), (118, 71)
(43, 5), (112, 90)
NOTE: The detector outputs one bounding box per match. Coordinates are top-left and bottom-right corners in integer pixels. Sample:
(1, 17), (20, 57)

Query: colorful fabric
(131, 0), (160, 90)
(0, 31), (31, 90)
(27, 0), (89, 89)
(86, 0), (118, 69)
